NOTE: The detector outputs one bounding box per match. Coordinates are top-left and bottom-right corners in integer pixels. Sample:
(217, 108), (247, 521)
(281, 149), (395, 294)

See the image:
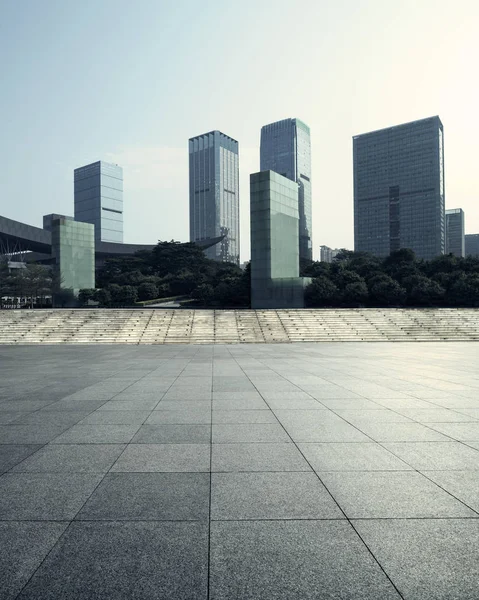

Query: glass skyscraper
(189, 131), (239, 264)
(353, 116), (445, 260)
(465, 234), (479, 257)
(74, 161), (123, 244)
(260, 118), (312, 262)
(445, 209), (465, 257)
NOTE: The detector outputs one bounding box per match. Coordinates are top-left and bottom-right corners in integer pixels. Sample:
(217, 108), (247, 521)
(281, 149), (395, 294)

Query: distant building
(250, 170), (310, 308)
(189, 130), (240, 265)
(465, 234), (479, 257)
(445, 209), (465, 257)
(320, 245), (342, 263)
(74, 161), (123, 244)
(260, 118), (312, 262)
(353, 116), (445, 260)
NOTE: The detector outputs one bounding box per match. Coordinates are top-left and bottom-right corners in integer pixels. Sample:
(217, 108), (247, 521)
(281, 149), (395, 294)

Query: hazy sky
(1, 0), (478, 260)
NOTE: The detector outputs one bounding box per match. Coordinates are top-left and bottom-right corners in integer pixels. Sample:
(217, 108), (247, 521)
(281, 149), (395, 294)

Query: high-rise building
(445, 209), (465, 257)
(260, 118), (312, 262)
(465, 234), (479, 257)
(353, 116), (445, 260)
(74, 161), (123, 244)
(189, 131), (239, 264)
(320, 245), (342, 263)
(250, 170), (310, 308)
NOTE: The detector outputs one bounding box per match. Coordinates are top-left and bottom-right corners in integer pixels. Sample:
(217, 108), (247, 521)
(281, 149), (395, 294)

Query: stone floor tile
(299, 442), (412, 472)
(211, 472), (343, 520)
(17, 521), (208, 600)
(77, 472), (209, 520)
(51, 424), (141, 444)
(0, 444), (42, 474)
(212, 409), (277, 424)
(132, 424), (211, 444)
(320, 471), (475, 518)
(353, 519), (479, 600)
(0, 521), (68, 600)
(212, 423), (290, 443)
(211, 443), (311, 472)
(111, 444), (210, 472)
(0, 473), (103, 520)
(427, 422), (479, 441)
(424, 471), (479, 513)
(354, 422), (450, 442)
(383, 441), (479, 470)
(11, 444), (126, 473)
(210, 520), (401, 599)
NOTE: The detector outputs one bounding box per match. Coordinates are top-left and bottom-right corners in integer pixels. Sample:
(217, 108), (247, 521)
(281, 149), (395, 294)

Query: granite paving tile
(320, 471), (476, 518)
(211, 472), (343, 520)
(77, 472), (210, 520)
(0, 473), (103, 520)
(354, 519), (479, 600)
(211, 443), (310, 472)
(17, 521), (208, 600)
(210, 520), (401, 599)
(0, 521), (68, 600)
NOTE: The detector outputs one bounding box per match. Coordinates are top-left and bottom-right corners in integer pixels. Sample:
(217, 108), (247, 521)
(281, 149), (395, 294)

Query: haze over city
(1, 0), (478, 261)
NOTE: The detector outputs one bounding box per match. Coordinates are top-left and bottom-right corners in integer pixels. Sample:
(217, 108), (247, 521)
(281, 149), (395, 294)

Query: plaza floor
(0, 342), (478, 599)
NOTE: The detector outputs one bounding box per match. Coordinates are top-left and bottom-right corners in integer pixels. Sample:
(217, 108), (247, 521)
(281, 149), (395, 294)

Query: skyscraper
(189, 130), (239, 264)
(465, 234), (479, 257)
(353, 116), (445, 260)
(260, 118), (312, 262)
(74, 161), (123, 244)
(445, 209), (465, 257)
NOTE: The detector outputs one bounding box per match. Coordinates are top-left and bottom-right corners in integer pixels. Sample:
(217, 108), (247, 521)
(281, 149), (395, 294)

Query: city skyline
(1, 1), (479, 261)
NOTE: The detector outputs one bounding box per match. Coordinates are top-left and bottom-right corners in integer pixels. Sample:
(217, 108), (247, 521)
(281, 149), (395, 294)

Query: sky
(1, 0), (478, 261)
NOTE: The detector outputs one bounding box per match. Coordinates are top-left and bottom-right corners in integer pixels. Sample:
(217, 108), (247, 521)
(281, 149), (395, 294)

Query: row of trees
(303, 249), (479, 307)
(79, 241), (251, 307)
(0, 262), (55, 308)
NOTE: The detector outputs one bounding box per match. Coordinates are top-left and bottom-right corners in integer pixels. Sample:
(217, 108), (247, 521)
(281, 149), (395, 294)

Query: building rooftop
(353, 115), (443, 139)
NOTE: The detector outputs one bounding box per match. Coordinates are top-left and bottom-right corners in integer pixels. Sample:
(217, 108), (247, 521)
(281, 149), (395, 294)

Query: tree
(368, 276), (406, 306)
(96, 288), (112, 307)
(150, 241), (209, 278)
(137, 282), (159, 301)
(343, 281), (369, 306)
(192, 283), (214, 304)
(78, 289), (96, 306)
(448, 274), (479, 307)
(116, 285), (138, 306)
(407, 277), (445, 307)
(305, 277), (340, 307)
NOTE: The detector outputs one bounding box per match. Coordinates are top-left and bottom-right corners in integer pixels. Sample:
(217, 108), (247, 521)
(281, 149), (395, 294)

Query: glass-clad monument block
(51, 218), (95, 294)
(250, 171), (311, 308)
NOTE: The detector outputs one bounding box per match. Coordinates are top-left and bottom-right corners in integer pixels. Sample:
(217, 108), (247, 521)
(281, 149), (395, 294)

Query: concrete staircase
(1, 308), (479, 344)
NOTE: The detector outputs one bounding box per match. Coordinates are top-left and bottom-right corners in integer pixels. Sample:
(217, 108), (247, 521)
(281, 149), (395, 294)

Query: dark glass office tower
(189, 131), (239, 265)
(260, 118), (312, 262)
(465, 234), (479, 257)
(445, 209), (465, 257)
(74, 161), (123, 243)
(353, 116), (445, 260)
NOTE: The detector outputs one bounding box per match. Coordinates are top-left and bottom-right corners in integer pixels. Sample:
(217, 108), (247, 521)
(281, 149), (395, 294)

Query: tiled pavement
(0, 343), (479, 599)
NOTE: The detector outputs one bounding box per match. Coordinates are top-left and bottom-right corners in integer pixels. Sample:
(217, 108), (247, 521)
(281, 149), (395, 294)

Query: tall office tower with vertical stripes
(189, 130), (240, 265)
(260, 118), (312, 262)
(353, 116), (445, 260)
(74, 161), (123, 244)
